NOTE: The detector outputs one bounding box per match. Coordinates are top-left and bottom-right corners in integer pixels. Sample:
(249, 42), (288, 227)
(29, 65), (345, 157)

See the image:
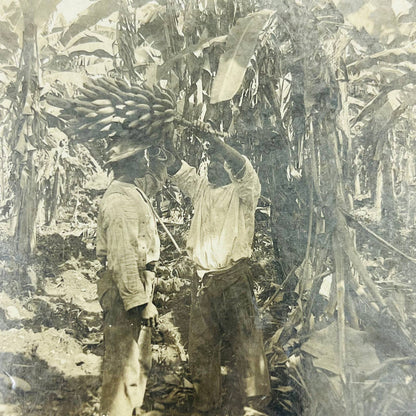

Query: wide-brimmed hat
(104, 137), (151, 166)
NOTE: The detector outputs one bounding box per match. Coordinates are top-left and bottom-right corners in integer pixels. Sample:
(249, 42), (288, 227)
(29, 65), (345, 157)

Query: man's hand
(165, 137), (182, 175)
(194, 121), (245, 175)
(194, 120), (213, 134)
(141, 302), (159, 327)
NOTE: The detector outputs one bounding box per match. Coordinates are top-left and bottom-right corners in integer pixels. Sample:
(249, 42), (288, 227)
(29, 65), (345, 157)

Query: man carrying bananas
(167, 127), (271, 416)
(96, 137), (168, 416)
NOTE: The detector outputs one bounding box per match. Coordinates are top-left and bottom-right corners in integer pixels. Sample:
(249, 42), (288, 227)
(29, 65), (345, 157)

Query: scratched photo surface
(0, 0), (416, 415)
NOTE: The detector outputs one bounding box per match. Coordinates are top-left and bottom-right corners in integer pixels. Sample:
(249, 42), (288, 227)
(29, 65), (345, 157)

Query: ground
(0, 180), (282, 416)
(0, 218), (197, 416)
(2, 178), (415, 416)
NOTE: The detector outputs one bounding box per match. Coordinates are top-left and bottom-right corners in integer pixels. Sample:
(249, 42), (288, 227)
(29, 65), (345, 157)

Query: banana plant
(2, 0), (115, 283)
(7, 0), (61, 269)
(336, 0), (416, 222)
(3, 0), (416, 413)
(2, 0), (135, 268)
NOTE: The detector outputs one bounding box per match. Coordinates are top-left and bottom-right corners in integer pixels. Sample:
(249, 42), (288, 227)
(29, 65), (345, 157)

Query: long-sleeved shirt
(171, 156), (261, 272)
(96, 180), (160, 311)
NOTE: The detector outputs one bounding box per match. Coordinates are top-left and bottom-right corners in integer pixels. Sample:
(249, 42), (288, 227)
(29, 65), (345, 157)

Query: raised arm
(166, 123), (245, 176)
(206, 135), (245, 177)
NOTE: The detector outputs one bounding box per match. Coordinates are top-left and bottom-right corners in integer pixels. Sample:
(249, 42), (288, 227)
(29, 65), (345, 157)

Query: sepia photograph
(0, 0), (416, 415)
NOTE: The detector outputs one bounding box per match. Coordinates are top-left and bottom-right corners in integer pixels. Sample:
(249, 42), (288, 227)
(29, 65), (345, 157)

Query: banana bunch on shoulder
(46, 77), (177, 147)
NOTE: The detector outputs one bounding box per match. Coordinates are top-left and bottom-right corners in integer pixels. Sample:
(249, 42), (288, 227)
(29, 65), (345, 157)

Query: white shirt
(172, 156), (261, 272)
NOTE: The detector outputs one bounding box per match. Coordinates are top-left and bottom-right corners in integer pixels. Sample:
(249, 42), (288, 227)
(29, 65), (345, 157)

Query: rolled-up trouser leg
(188, 286), (222, 412)
(100, 288), (151, 416)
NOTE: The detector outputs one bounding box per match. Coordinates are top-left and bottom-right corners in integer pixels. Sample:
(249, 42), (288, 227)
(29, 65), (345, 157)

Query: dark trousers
(189, 260), (271, 413)
(99, 284), (152, 416)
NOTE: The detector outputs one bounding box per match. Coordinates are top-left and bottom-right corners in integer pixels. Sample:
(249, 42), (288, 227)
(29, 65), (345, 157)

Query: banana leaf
(67, 41), (114, 57)
(348, 46), (416, 72)
(350, 65), (407, 84)
(210, 9), (274, 104)
(0, 48), (13, 62)
(60, 0), (119, 46)
(64, 30), (114, 50)
(301, 322), (380, 376)
(61, 0), (151, 46)
(0, 20), (18, 51)
(353, 71), (416, 125)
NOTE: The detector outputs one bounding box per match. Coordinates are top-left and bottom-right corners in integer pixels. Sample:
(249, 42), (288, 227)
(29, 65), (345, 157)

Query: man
(96, 137), (167, 416)
(167, 130), (271, 416)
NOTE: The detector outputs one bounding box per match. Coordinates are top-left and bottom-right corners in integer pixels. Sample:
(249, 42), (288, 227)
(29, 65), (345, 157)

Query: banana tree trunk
(381, 132), (397, 223)
(14, 150), (37, 257)
(1, 133), (4, 201)
(268, 143), (308, 277)
(11, 20), (40, 287)
(374, 160), (383, 220)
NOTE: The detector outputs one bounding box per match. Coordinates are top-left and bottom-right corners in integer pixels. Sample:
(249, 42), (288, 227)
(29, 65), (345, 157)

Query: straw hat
(104, 137), (151, 166)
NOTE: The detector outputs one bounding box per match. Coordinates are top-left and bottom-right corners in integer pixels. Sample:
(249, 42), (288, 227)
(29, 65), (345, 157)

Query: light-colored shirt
(171, 156), (261, 271)
(96, 180), (160, 310)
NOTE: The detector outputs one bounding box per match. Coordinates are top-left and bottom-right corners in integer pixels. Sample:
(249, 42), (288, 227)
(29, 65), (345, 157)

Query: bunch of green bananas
(46, 77), (177, 147)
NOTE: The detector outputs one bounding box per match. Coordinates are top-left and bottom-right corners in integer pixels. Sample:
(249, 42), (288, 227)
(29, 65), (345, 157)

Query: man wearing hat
(96, 137), (168, 416)
(167, 130), (271, 416)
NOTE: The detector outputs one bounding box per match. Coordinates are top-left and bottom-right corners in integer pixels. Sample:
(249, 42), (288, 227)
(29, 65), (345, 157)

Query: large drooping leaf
(60, 0), (119, 46)
(64, 30), (115, 50)
(36, 0), (64, 26)
(353, 71), (416, 125)
(361, 87), (416, 141)
(348, 45), (416, 71)
(61, 0), (151, 46)
(210, 9), (274, 104)
(301, 322), (380, 376)
(360, 87), (416, 161)
(67, 41), (114, 58)
(350, 64), (407, 83)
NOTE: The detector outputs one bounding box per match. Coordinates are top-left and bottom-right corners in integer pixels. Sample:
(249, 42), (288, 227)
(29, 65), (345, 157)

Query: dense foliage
(1, 0), (416, 415)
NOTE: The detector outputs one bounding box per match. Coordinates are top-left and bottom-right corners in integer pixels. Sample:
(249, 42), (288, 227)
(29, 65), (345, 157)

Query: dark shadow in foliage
(0, 231), (96, 301)
(36, 233), (96, 268)
(0, 296), (101, 333)
(26, 297), (101, 342)
(0, 352), (100, 416)
(157, 287), (191, 350)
